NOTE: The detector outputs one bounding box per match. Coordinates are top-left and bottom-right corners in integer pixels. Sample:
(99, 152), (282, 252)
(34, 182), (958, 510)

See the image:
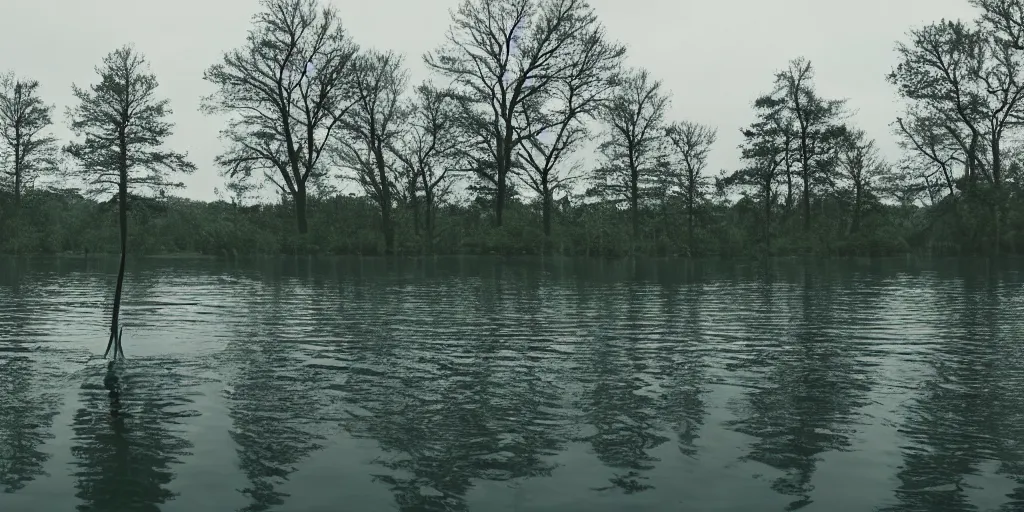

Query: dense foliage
(2, 184), (1021, 257)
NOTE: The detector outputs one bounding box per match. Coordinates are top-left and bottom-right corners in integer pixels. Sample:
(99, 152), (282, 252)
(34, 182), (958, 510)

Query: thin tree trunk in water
(104, 173), (128, 359)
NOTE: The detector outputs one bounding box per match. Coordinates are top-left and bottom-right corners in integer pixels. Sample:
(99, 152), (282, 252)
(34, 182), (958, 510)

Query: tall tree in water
(333, 50), (408, 254)
(592, 67), (670, 251)
(664, 120), (717, 245)
(425, 0), (617, 227)
(65, 45), (195, 357)
(0, 73), (58, 206)
(202, 0), (359, 235)
(771, 57), (846, 231)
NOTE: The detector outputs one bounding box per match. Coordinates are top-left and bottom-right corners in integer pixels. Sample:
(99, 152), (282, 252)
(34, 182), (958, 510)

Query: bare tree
(202, 0), (359, 234)
(65, 45), (195, 358)
(333, 50), (408, 254)
(837, 127), (886, 234)
(592, 68), (670, 250)
(664, 120), (716, 244)
(425, 0), (615, 227)
(894, 108), (963, 203)
(0, 73), (58, 206)
(514, 21), (624, 242)
(389, 83), (465, 253)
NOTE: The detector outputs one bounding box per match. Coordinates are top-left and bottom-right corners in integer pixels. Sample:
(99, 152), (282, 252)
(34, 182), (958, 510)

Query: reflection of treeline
(2, 186), (1013, 258)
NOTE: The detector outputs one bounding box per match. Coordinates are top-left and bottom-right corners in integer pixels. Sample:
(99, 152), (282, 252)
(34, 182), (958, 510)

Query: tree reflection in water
(0, 351), (61, 493)
(334, 275), (573, 511)
(724, 271), (875, 510)
(69, 359), (200, 512)
(882, 275), (1024, 512)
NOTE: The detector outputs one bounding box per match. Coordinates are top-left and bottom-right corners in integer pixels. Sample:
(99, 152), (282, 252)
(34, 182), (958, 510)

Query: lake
(1, 255), (1022, 512)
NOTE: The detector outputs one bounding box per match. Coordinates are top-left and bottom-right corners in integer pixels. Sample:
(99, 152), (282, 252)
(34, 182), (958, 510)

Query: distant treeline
(1, 185), (1018, 257)
(1, 0), (1023, 257)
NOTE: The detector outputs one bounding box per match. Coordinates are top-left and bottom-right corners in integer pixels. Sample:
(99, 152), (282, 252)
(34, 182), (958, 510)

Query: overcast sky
(0, 0), (980, 201)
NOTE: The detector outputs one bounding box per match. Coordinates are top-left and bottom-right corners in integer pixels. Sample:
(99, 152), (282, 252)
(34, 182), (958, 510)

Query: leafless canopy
(333, 50), (408, 207)
(202, 0), (359, 231)
(593, 68), (670, 205)
(664, 121), (717, 200)
(389, 82), (466, 207)
(425, 0), (619, 225)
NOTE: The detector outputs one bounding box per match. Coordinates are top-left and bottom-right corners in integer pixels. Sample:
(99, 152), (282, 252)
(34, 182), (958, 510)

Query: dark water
(1, 256), (1023, 512)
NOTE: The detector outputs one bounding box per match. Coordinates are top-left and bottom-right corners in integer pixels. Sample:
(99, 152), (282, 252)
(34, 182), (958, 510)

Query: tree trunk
(294, 186), (308, 234)
(991, 134), (1002, 256)
(13, 165), (21, 207)
(410, 193), (420, 237)
(420, 171), (437, 255)
(13, 136), (21, 207)
(373, 146), (394, 255)
(493, 127), (514, 228)
(851, 182), (862, 234)
(784, 142), (793, 213)
(630, 169), (639, 253)
(686, 184), (695, 246)
(105, 143), (128, 359)
(802, 172), (811, 231)
(424, 201), (434, 254)
(764, 183), (772, 254)
(495, 170), (506, 228)
(542, 174), (553, 255)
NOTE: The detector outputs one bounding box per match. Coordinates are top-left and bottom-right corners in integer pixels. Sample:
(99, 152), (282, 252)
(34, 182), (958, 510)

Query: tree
(727, 95), (789, 252)
(772, 58), (847, 231)
(65, 45), (195, 357)
(388, 83), (465, 253)
(513, 19), (624, 241)
(894, 108), (964, 204)
(0, 73), (58, 206)
(333, 50), (408, 254)
(837, 127), (886, 234)
(664, 120), (717, 244)
(202, 0), (359, 235)
(592, 68), (670, 250)
(889, 16), (1024, 253)
(425, 0), (616, 227)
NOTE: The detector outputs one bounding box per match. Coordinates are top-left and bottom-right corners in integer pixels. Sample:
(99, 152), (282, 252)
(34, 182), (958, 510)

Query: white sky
(0, 0), (980, 202)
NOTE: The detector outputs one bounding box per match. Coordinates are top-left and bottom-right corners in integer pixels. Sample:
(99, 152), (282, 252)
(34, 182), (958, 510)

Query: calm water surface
(1, 256), (1023, 512)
